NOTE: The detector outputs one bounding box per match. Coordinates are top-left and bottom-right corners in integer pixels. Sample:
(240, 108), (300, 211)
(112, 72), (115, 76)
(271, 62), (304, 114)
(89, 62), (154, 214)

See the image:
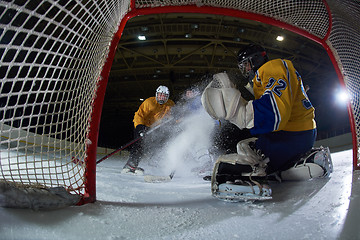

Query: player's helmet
(155, 85), (170, 104)
(237, 44), (269, 80)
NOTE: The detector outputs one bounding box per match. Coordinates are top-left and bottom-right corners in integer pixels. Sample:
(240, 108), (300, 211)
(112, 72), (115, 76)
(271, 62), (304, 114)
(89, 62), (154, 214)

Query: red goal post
(0, 0), (358, 207)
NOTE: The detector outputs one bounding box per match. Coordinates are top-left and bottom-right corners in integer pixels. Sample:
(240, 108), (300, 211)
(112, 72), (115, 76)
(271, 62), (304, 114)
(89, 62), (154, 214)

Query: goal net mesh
(0, 0), (130, 207)
(0, 0), (358, 207)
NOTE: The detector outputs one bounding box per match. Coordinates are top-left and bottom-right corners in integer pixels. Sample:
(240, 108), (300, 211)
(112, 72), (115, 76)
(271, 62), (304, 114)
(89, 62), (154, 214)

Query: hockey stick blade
(144, 175), (172, 183)
(144, 171), (175, 183)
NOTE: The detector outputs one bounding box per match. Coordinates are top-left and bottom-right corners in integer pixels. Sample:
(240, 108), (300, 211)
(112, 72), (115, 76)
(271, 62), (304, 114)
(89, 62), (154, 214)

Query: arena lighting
(138, 35), (146, 40)
(336, 89), (350, 104)
(276, 35), (284, 41)
(140, 98), (144, 101)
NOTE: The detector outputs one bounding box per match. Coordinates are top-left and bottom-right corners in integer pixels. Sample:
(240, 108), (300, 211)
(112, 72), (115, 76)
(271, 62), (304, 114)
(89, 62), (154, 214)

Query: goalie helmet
(237, 44), (269, 80)
(155, 85), (170, 104)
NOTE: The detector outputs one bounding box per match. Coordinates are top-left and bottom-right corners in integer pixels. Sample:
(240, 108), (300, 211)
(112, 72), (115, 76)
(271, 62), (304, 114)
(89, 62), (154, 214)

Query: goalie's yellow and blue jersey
(250, 58), (316, 135)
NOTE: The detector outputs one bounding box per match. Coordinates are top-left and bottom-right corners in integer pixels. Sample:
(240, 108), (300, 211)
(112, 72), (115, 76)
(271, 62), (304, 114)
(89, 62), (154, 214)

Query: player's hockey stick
(96, 117), (174, 165)
(95, 136), (142, 165)
(73, 137), (141, 165)
(144, 170), (175, 183)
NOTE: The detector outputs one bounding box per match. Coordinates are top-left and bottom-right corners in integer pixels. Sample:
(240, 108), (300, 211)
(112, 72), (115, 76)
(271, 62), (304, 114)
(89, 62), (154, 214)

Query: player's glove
(135, 124), (149, 137)
(201, 72), (254, 130)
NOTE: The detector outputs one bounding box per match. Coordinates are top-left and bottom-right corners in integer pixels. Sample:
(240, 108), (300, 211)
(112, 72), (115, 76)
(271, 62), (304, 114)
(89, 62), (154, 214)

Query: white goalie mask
(156, 85), (170, 104)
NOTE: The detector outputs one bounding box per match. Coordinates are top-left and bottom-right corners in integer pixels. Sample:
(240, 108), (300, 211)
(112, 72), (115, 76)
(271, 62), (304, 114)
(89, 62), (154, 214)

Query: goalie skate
(121, 164), (144, 175)
(214, 179), (272, 202)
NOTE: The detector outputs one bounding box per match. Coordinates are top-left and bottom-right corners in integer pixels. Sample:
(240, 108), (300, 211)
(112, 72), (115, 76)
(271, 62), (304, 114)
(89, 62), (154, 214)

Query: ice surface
(0, 149), (359, 240)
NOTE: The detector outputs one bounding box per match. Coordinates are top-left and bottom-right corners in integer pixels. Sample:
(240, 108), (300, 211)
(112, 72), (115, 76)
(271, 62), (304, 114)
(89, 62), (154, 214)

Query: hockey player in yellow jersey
(133, 92), (174, 129)
(251, 58), (316, 133)
(122, 85), (175, 174)
(201, 44), (332, 201)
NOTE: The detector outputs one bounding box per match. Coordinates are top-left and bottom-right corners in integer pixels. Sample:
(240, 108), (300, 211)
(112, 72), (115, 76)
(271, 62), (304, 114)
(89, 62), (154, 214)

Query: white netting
(0, 0), (130, 202)
(135, 0), (330, 39)
(0, 0), (359, 207)
(325, 0), (360, 164)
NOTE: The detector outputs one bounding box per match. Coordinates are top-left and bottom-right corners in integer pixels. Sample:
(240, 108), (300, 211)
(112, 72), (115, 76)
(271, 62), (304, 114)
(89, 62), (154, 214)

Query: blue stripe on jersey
(268, 91), (281, 130)
(282, 60), (292, 97)
(250, 91), (281, 135)
(255, 70), (261, 83)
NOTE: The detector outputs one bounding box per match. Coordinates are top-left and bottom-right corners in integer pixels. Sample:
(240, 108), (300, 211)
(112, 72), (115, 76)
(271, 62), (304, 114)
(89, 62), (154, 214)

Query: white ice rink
(0, 148), (359, 240)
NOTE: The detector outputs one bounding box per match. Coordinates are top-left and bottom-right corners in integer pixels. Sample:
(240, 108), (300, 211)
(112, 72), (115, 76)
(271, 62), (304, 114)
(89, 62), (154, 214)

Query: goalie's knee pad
(280, 146), (333, 181)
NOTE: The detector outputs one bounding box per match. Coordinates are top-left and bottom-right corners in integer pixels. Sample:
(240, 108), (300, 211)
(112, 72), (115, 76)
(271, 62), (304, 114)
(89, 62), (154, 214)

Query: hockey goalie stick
(96, 117), (174, 165)
(144, 170), (175, 183)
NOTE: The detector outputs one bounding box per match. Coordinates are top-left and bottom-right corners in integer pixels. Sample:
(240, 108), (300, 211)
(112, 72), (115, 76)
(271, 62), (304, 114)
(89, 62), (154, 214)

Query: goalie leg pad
(280, 146), (333, 181)
(313, 146), (333, 177)
(236, 137), (268, 176)
(280, 163), (324, 181)
(211, 153), (272, 202)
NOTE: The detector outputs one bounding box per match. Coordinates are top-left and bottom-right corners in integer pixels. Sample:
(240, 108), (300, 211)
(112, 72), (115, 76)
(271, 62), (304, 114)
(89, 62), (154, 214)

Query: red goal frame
(1, 0), (357, 208)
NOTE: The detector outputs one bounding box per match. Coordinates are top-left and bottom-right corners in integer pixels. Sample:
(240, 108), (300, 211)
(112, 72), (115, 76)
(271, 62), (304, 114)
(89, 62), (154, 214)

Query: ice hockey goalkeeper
(201, 44), (332, 201)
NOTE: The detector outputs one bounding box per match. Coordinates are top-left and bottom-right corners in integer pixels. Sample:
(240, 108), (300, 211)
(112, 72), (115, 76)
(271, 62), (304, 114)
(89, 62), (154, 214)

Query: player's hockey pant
(125, 127), (145, 168)
(255, 129), (317, 174)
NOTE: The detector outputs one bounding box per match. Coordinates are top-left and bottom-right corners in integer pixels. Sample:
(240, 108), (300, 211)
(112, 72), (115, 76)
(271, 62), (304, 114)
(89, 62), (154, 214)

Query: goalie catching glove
(201, 72), (254, 129)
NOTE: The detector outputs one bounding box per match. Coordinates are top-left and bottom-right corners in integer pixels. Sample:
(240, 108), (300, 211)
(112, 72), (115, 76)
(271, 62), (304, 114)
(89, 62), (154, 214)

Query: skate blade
(214, 183), (272, 202)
